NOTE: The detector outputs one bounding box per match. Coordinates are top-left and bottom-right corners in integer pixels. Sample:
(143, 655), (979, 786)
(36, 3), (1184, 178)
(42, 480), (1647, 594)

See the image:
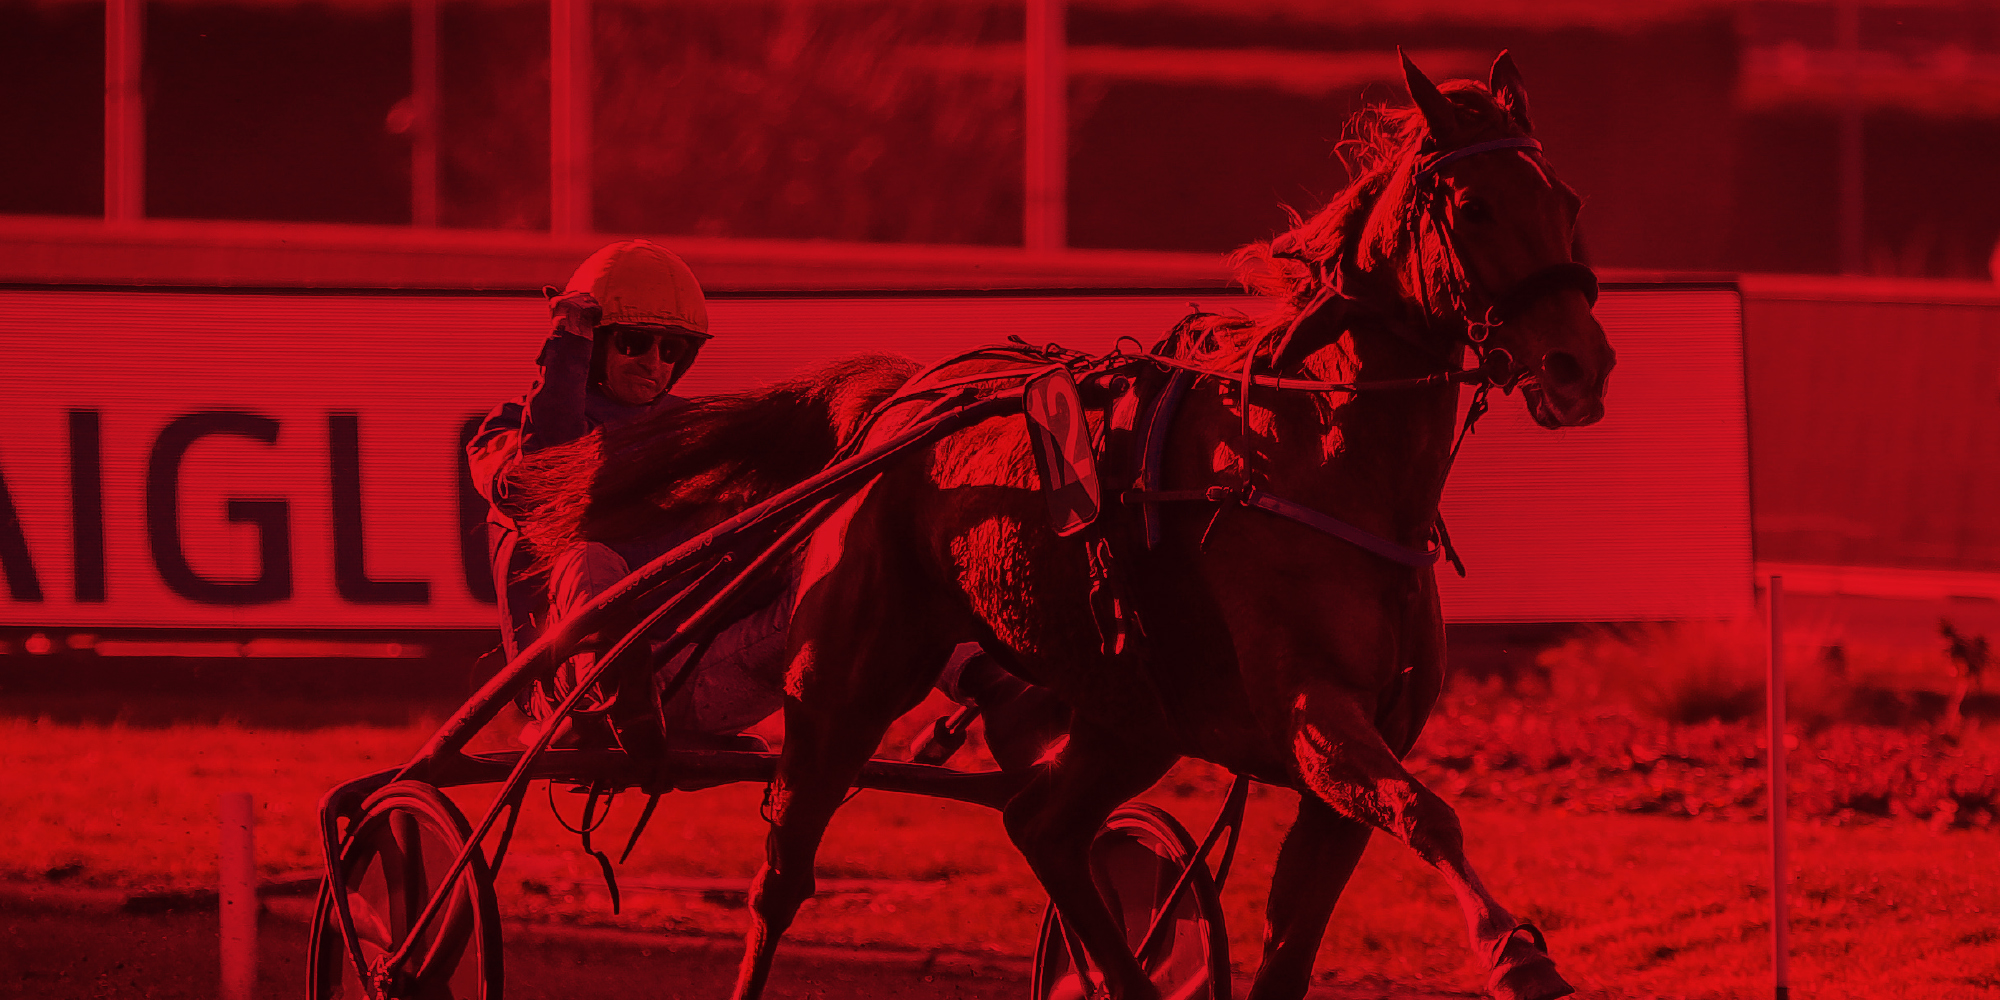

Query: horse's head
(1349, 51), (1615, 428)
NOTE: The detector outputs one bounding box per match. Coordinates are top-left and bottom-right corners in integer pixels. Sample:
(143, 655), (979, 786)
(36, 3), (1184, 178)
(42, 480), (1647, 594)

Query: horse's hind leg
(732, 675), (945, 1000)
(1004, 719), (1177, 1000)
(732, 701), (911, 1000)
(1290, 684), (1572, 1000)
(1246, 795), (1371, 1000)
(729, 501), (952, 1000)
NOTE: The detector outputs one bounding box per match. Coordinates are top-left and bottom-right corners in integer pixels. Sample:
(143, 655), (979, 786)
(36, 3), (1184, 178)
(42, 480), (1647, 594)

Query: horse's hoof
(1485, 924), (1573, 1000)
(1488, 955), (1572, 1000)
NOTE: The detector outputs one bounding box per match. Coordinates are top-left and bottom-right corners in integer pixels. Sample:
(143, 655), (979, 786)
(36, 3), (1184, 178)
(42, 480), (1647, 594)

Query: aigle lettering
(0, 410), (497, 608)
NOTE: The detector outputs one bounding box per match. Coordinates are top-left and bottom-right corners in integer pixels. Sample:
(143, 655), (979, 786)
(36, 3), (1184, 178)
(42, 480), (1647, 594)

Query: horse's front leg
(1246, 794), (1371, 1000)
(1289, 683), (1572, 1000)
(1003, 718), (1177, 1000)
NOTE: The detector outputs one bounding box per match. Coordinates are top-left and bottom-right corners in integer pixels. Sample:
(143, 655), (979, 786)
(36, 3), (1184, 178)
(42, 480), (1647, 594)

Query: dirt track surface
(0, 884), (1030, 1000)
(0, 881), (1472, 1000)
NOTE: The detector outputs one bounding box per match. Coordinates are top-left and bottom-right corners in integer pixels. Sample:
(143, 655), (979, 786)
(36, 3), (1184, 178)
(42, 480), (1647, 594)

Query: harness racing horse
(525, 50), (1612, 1000)
(739, 51), (1610, 1000)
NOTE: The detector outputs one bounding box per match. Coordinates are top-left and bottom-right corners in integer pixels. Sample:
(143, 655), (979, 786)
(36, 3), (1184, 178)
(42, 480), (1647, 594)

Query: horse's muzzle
(1523, 379), (1606, 428)
(1518, 333), (1614, 428)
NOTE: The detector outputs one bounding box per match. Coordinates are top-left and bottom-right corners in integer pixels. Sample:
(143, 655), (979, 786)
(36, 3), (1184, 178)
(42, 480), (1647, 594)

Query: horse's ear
(1489, 50), (1534, 133)
(1400, 48), (1460, 146)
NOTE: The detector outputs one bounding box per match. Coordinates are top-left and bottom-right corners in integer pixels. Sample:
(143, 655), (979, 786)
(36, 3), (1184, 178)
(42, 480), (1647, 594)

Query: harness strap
(1122, 485), (1441, 569)
(1245, 488), (1441, 568)
(1126, 338), (1485, 571)
(1140, 351), (1482, 394)
(1083, 533), (1138, 656)
(1433, 515), (1466, 578)
(1138, 369), (1194, 549)
(1125, 487), (1226, 504)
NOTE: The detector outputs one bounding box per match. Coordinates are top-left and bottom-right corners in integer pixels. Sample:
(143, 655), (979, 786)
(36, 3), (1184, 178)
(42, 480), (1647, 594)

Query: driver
(468, 239), (772, 746)
(468, 240), (1062, 763)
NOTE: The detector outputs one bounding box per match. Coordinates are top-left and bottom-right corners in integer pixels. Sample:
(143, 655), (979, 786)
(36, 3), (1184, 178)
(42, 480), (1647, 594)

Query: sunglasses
(609, 327), (698, 363)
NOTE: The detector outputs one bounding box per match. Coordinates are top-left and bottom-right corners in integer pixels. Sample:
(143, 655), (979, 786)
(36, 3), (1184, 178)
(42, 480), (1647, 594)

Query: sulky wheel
(1032, 803), (1231, 1000)
(310, 781), (503, 1000)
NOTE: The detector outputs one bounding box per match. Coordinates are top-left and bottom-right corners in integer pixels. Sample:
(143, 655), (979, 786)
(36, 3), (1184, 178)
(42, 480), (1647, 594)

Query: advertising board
(0, 286), (1749, 631)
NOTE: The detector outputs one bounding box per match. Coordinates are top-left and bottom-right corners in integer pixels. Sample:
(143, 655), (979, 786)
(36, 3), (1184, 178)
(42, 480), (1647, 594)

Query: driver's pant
(550, 540), (790, 735)
(549, 541), (1054, 750)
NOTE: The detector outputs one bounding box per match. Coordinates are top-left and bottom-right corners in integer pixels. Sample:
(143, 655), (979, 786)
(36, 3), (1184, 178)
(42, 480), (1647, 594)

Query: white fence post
(1024, 0), (1067, 251)
(219, 792), (257, 1000)
(410, 0), (441, 227)
(104, 0), (145, 222)
(1767, 576), (1791, 1000)
(550, 0), (593, 235)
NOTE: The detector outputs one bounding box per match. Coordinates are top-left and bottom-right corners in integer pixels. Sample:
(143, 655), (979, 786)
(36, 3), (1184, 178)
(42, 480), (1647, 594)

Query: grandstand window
(0, 3), (103, 216)
(146, 4), (413, 224)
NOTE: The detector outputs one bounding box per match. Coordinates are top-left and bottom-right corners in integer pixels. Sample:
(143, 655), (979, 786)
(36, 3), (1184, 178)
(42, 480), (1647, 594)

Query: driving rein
(1124, 135), (1600, 575)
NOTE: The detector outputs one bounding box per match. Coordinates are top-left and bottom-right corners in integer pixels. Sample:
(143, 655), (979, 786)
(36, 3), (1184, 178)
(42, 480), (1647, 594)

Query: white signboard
(0, 287), (1748, 629)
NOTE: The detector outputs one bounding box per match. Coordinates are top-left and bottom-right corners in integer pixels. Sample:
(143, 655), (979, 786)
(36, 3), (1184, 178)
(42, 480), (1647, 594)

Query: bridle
(1273, 133), (1601, 456)
(1126, 133), (1601, 576)
(1403, 136), (1599, 368)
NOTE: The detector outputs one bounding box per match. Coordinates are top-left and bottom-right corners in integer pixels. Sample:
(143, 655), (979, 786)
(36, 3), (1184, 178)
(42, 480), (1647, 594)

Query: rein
(835, 133), (1592, 578)
(1135, 338), (1502, 395)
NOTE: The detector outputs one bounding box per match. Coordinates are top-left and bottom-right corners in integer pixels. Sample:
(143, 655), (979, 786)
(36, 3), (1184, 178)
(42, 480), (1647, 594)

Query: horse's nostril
(1541, 352), (1586, 388)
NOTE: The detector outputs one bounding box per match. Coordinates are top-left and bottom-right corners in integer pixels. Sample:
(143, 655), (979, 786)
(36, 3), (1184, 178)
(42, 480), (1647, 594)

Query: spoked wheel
(1032, 803), (1231, 1000)
(310, 781), (503, 1000)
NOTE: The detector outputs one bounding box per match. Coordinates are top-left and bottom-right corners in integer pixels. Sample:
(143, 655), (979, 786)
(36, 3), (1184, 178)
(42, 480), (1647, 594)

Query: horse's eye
(1457, 197), (1491, 223)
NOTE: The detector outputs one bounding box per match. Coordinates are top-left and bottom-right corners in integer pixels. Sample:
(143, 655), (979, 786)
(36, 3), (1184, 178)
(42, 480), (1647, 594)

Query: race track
(0, 881), (1467, 1000)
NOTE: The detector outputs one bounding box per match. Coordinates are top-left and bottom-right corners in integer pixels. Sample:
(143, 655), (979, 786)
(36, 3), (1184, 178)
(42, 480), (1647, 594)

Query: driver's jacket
(466, 330), (684, 655)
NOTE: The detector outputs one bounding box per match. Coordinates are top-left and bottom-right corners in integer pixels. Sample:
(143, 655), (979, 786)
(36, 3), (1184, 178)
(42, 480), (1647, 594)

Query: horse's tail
(515, 352), (920, 570)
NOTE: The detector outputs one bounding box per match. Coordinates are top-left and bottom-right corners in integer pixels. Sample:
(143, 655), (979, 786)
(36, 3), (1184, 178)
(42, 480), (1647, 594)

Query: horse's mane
(1175, 80), (1520, 370)
(514, 353), (919, 572)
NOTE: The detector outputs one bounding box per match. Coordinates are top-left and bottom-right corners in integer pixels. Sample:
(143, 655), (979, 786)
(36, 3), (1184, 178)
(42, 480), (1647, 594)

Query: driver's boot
(524, 542), (630, 750)
(937, 646), (1070, 771)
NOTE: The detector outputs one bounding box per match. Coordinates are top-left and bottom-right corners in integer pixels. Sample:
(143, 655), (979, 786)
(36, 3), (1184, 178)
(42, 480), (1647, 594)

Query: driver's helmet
(564, 239), (711, 388)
